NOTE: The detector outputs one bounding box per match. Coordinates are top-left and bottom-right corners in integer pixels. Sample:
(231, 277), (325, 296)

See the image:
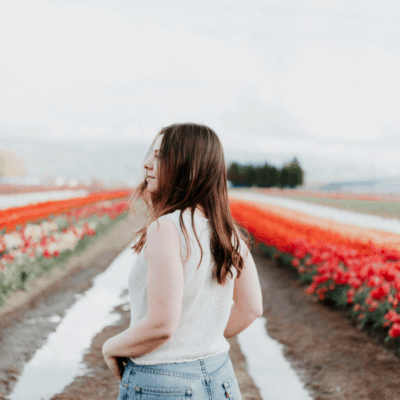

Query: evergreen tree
(270, 166), (280, 187)
(256, 163), (271, 187)
(227, 158), (304, 188)
(287, 157), (304, 187)
(245, 165), (257, 187)
(227, 162), (241, 185)
(280, 165), (290, 187)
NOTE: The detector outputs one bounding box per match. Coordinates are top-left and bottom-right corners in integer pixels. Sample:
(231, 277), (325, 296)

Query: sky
(1, 0), (400, 185)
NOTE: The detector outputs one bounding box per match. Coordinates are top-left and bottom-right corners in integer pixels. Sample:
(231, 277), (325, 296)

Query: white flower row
(2, 231), (24, 250)
(0, 190), (89, 210)
(1, 219), (98, 265)
(229, 190), (400, 235)
(4, 218), (62, 250)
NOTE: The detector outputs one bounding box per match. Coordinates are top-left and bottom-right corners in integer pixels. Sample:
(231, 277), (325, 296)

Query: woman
(102, 123), (263, 399)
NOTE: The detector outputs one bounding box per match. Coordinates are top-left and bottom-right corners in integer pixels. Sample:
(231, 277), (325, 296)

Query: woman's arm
(102, 316), (172, 358)
(102, 218), (183, 377)
(224, 242), (263, 338)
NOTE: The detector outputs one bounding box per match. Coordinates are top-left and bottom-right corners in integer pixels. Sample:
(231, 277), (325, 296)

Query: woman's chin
(146, 184), (156, 193)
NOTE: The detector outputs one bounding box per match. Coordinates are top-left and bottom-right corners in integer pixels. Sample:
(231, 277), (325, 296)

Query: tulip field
(229, 190), (400, 349)
(0, 189), (132, 306)
(2, 187), (400, 400)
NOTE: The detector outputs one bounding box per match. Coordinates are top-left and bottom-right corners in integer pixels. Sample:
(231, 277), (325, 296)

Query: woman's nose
(144, 157), (153, 171)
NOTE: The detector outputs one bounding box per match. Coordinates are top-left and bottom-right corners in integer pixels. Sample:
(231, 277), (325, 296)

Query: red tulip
(388, 323), (400, 339)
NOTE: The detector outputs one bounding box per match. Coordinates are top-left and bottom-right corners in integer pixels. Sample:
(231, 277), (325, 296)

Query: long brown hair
(129, 123), (250, 285)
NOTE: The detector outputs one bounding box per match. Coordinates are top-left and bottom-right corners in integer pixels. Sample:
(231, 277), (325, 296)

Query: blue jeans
(117, 351), (242, 399)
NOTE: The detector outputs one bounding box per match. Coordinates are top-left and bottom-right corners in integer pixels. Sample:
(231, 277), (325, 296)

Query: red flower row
(230, 197), (400, 340)
(0, 190), (132, 233)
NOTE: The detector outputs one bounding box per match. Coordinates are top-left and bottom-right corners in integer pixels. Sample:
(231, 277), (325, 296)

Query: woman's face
(143, 134), (163, 193)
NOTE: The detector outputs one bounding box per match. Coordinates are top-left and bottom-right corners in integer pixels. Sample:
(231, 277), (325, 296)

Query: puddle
(26, 315), (62, 324)
(9, 241), (137, 400)
(237, 317), (313, 400)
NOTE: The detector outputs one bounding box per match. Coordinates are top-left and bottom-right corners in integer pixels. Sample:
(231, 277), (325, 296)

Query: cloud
(281, 42), (400, 142)
(218, 87), (310, 139)
(1, 0), (400, 183)
(0, 0), (265, 129)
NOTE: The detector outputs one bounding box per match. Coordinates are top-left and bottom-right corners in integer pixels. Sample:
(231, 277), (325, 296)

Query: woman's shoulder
(144, 217), (181, 263)
(147, 209), (183, 235)
(157, 209), (182, 224)
(147, 216), (180, 242)
(154, 208), (209, 233)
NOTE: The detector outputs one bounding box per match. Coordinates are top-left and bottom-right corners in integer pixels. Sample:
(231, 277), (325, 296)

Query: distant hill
(319, 178), (400, 194)
(0, 137), (391, 189)
(0, 138), (150, 187)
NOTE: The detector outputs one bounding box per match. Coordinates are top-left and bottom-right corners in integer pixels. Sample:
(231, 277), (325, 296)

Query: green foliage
(280, 253), (293, 266)
(283, 157), (304, 188)
(353, 289), (368, 305)
(227, 157), (304, 188)
(298, 271), (314, 284)
(55, 216), (70, 231)
(258, 242), (278, 258)
(325, 285), (348, 308)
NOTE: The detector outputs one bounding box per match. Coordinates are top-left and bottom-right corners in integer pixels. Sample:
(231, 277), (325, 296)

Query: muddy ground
(1, 216), (400, 399)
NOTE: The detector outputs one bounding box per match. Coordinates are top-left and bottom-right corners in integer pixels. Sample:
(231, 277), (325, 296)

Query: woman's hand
(102, 339), (128, 381)
(103, 354), (127, 381)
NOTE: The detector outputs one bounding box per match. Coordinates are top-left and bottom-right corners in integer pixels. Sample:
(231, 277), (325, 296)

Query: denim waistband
(125, 351), (230, 380)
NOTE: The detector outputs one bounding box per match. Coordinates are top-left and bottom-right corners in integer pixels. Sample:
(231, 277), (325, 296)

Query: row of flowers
(0, 189), (132, 233)
(256, 187), (400, 203)
(0, 189), (89, 210)
(0, 196), (130, 306)
(230, 197), (400, 345)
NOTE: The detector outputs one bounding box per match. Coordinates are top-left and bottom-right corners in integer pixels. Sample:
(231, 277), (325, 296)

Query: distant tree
(227, 158), (304, 188)
(287, 157), (304, 187)
(227, 162), (250, 186)
(237, 164), (248, 186)
(255, 163), (269, 187)
(279, 165), (290, 187)
(280, 157), (304, 188)
(270, 166), (280, 187)
(245, 165), (257, 187)
(227, 162), (241, 185)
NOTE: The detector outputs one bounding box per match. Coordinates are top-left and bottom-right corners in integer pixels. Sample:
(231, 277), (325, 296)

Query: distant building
(0, 150), (26, 178)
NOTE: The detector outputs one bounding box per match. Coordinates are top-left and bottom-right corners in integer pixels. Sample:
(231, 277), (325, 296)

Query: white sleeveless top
(127, 208), (238, 365)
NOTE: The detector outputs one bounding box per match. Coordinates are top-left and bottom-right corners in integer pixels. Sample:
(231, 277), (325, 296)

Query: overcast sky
(1, 0), (400, 184)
